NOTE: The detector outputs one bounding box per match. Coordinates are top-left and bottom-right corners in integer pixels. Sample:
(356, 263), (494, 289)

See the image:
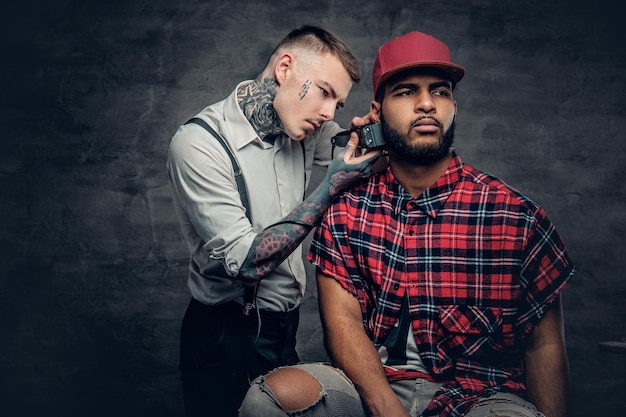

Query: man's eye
(320, 87), (329, 97)
(433, 89), (450, 97)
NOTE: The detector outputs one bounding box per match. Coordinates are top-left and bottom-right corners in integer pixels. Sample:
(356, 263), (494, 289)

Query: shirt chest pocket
(437, 305), (503, 357)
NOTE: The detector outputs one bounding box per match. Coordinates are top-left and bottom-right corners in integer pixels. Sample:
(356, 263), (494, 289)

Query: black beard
(381, 112), (455, 166)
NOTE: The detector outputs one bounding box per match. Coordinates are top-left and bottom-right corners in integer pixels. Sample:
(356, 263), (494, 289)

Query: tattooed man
(166, 25), (380, 417)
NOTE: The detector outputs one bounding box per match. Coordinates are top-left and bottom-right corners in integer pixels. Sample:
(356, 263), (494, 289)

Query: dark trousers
(179, 298), (300, 417)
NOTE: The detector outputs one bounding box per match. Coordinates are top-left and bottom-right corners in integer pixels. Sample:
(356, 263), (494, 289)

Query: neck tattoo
(237, 76), (284, 141)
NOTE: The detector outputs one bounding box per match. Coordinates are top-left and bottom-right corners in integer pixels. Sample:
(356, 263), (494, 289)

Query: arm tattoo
(246, 223), (310, 277)
(328, 170), (363, 197)
(237, 184), (334, 281)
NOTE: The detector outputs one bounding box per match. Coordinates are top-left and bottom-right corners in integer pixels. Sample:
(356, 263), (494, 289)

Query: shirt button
(393, 283), (400, 290)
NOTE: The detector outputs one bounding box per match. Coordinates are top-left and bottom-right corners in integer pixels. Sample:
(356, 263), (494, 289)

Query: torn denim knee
(241, 368), (326, 417)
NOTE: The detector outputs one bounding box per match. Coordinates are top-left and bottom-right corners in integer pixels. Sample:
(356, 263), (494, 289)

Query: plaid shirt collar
(382, 150), (464, 219)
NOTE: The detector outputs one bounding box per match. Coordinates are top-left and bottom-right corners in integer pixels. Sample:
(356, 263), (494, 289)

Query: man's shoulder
(460, 163), (541, 210)
(195, 93), (235, 128)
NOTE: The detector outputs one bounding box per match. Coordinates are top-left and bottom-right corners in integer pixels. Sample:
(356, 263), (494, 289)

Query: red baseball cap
(372, 31), (465, 95)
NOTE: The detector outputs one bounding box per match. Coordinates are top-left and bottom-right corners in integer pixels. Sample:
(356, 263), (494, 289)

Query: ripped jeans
(237, 363), (545, 417)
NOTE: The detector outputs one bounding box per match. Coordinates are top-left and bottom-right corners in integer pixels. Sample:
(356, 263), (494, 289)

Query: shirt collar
(384, 150), (464, 218)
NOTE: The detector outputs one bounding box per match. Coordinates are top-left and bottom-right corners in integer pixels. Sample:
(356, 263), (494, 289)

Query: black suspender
(184, 117), (310, 316)
(185, 117), (251, 218)
(184, 117), (256, 315)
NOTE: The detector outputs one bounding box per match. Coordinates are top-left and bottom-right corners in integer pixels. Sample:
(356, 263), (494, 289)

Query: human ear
(369, 101), (382, 123)
(273, 53), (294, 86)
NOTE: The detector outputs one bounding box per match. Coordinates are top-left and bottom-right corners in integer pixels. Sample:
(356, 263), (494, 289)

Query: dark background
(1, 0), (624, 415)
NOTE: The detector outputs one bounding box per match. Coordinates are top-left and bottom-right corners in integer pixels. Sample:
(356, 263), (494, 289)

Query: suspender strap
(185, 117), (251, 219)
(184, 117), (256, 315)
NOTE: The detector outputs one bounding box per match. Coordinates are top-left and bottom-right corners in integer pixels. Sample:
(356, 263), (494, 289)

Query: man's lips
(412, 117), (440, 134)
(306, 120), (321, 131)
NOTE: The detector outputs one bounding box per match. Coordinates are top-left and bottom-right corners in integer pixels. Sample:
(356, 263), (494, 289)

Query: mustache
(409, 115), (442, 129)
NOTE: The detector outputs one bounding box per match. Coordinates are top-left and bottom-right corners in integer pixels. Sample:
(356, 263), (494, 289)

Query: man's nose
(320, 103), (336, 121)
(415, 91), (435, 113)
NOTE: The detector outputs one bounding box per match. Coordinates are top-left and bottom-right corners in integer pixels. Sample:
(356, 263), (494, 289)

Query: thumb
(342, 132), (360, 161)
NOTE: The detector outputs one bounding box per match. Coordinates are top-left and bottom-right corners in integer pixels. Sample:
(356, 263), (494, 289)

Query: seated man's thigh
(390, 378), (443, 416)
(465, 392), (544, 417)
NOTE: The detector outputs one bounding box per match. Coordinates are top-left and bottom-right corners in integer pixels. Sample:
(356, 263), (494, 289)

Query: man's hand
(349, 113), (377, 129)
(325, 133), (381, 197)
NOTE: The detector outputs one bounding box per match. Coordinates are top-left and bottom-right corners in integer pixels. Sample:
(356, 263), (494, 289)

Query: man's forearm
(525, 342), (570, 417)
(317, 273), (410, 417)
(524, 298), (570, 417)
(236, 139), (380, 282)
(236, 183), (333, 281)
(325, 317), (408, 417)
(236, 169), (359, 281)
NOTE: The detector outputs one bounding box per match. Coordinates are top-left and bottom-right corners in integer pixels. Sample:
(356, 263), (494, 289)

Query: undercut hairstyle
(267, 25), (361, 83)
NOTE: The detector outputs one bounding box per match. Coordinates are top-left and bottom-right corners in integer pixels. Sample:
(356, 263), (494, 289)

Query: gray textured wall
(1, 0), (624, 415)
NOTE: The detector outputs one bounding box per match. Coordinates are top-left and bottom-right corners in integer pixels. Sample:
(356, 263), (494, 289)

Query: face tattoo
(299, 80), (312, 100)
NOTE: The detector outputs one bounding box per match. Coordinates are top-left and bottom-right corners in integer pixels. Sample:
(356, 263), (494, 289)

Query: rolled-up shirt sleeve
(167, 123), (255, 277)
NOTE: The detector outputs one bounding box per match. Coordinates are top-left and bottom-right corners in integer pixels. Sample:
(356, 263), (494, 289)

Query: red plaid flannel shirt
(308, 153), (575, 417)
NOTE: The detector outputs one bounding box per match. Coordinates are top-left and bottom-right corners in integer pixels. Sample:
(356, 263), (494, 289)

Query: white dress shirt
(167, 81), (340, 311)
